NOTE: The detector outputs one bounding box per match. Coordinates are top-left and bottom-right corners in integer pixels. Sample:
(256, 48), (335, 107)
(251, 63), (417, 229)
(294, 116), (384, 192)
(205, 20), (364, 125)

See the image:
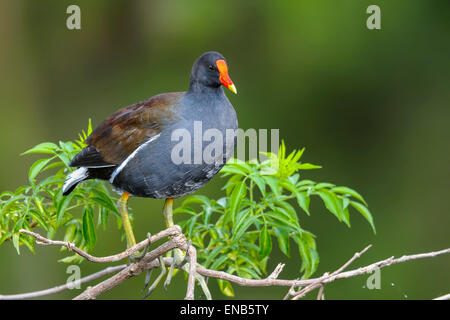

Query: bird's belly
(111, 128), (235, 198)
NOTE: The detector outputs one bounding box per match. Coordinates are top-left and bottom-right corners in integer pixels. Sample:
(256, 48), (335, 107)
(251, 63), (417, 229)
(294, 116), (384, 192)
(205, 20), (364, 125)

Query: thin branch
(291, 244), (372, 300)
(19, 226), (181, 263)
(73, 240), (178, 300)
(185, 244), (197, 300)
(316, 284), (325, 300)
(0, 265), (126, 300)
(10, 229), (450, 300)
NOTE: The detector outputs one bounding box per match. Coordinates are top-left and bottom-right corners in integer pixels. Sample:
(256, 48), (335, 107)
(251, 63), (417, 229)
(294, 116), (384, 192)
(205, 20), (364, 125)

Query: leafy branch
(174, 142), (375, 296)
(0, 122), (375, 298)
(0, 120), (123, 263)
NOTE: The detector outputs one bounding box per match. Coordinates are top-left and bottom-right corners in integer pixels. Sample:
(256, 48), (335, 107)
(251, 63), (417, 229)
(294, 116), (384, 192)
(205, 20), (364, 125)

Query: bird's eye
(208, 65), (215, 71)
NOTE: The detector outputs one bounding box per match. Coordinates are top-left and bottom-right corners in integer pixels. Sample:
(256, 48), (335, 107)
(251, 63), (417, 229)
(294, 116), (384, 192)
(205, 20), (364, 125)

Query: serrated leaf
(296, 191), (310, 215)
(315, 182), (335, 189)
(350, 201), (376, 234)
(316, 189), (342, 221)
(332, 186), (368, 206)
(258, 225), (272, 258)
(210, 254), (229, 270)
(82, 207), (96, 249)
(274, 227), (290, 257)
(28, 209), (50, 233)
(12, 233), (20, 255)
(28, 158), (54, 184)
(218, 279), (235, 297)
(56, 193), (74, 226)
(21, 142), (59, 155)
(182, 195), (210, 206)
(232, 214), (260, 242)
(298, 163), (322, 170)
(249, 174), (266, 196)
(204, 246), (227, 268)
(229, 181), (246, 223)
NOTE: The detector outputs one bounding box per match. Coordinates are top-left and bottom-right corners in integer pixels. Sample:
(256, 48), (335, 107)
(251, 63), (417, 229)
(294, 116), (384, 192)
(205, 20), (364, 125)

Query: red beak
(216, 59), (237, 94)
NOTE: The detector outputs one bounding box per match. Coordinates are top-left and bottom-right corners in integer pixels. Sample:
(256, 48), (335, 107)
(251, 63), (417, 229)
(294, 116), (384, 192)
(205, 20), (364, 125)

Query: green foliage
(0, 120), (122, 263)
(175, 141), (375, 296)
(0, 122), (374, 297)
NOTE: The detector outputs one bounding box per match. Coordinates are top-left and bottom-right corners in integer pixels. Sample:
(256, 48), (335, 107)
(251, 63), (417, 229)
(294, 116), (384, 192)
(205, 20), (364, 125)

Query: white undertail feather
(62, 167), (88, 194)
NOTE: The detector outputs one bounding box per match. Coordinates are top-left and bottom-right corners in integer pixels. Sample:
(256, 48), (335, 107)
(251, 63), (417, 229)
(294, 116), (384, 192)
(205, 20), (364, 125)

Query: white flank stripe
(109, 133), (161, 183)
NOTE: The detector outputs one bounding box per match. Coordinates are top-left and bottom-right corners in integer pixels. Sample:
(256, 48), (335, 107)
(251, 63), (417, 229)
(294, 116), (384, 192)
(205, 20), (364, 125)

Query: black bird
(62, 51), (238, 248)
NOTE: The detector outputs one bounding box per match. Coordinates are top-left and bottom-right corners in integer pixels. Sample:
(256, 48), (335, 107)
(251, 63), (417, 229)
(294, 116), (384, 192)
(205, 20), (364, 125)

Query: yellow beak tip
(228, 84), (237, 94)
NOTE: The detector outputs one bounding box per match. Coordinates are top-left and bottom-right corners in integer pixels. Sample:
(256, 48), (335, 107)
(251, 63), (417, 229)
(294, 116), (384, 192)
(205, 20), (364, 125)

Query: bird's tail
(62, 167), (89, 196)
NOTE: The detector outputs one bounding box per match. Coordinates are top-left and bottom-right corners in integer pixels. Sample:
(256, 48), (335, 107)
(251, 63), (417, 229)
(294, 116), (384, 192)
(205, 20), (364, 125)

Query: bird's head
(190, 51), (237, 94)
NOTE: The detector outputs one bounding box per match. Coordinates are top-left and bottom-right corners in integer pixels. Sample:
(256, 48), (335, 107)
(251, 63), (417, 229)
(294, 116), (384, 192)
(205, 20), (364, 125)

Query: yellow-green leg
(119, 192), (136, 248)
(163, 197), (174, 227)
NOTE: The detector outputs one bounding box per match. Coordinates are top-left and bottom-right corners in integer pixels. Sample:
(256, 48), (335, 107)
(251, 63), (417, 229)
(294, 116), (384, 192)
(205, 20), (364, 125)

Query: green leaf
(229, 181), (247, 223)
(249, 174), (266, 196)
(210, 254), (229, 270)
(220, 165), (248, 176)
(181, 195), (210, 207)
(217, 279), (235, 297)
(316, 189), (342, 221)
(90, 189), (119, 217)
(264, 211), (299, 231)
(263, 175), (280, 195)
(296, 191), (310, 215)
(350, 201), (376, 234)
(232, 214), (260, 242)
(258, 225), (272, 258)
(12, 233), (20, 255)
(27, 209), (50, 233)
(274, 227), (290, 257)
(298, 163), (322, 170)
(28, 158), (54, 184)
(21, 142), (59, 155)
(56, 193), (74, 226)
(204, 246), (227, 268)
(332, 186), (368, 206)
(82, 207), (97, 249)
(315, 182), (335, 189)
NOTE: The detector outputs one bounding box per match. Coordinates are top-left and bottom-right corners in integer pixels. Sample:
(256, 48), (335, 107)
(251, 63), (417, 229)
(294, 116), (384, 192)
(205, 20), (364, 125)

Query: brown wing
(70, 92), (184, 167)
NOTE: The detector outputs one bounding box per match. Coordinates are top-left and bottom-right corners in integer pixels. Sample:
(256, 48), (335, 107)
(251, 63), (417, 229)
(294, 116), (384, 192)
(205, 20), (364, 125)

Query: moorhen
(62, 51), (238, 249)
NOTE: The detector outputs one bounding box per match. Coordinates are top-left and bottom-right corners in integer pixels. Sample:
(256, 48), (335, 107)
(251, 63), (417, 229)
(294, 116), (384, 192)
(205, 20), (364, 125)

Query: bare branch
(0, 265), (126, 300)
(73, 240), (178, 300)
(8, 229), (450, 300)
(291, 244), (372, 300)
(19, 226), (181, 263)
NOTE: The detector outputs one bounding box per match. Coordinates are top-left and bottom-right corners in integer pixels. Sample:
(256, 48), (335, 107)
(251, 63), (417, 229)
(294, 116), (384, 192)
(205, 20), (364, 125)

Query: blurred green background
(0, 0), (449, 300)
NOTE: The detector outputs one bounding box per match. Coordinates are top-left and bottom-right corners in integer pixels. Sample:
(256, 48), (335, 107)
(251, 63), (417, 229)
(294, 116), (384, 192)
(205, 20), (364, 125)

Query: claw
(142, 269), (153, 293)
(130, 232), (152, 262)
(175, 239), (191, 269)
(143, 256), (166, 299)
(164, 256), (176, 291)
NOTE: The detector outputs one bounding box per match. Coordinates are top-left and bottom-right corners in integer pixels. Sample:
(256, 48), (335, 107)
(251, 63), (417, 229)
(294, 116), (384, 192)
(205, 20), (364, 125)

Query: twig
(316, 284), (325, 300)
(73, 240), (178, 299)
(0, 264), (126, 300)
(19, 226), (181, 263)
(291, 244), (372, 300)
(11, 230), (450, 300)
(290, 246), (450, 300)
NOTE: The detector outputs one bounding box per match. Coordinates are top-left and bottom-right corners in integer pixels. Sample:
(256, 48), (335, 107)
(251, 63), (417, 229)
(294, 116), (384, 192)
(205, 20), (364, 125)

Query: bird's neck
(188, 80), (224, 96)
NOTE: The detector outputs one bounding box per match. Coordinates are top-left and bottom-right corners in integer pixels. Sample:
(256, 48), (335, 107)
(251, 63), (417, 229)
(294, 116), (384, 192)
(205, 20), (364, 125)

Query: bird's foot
(162, 239), (191, 291)
(142, 256), (167, 299)
(128, 232), (151, 264)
